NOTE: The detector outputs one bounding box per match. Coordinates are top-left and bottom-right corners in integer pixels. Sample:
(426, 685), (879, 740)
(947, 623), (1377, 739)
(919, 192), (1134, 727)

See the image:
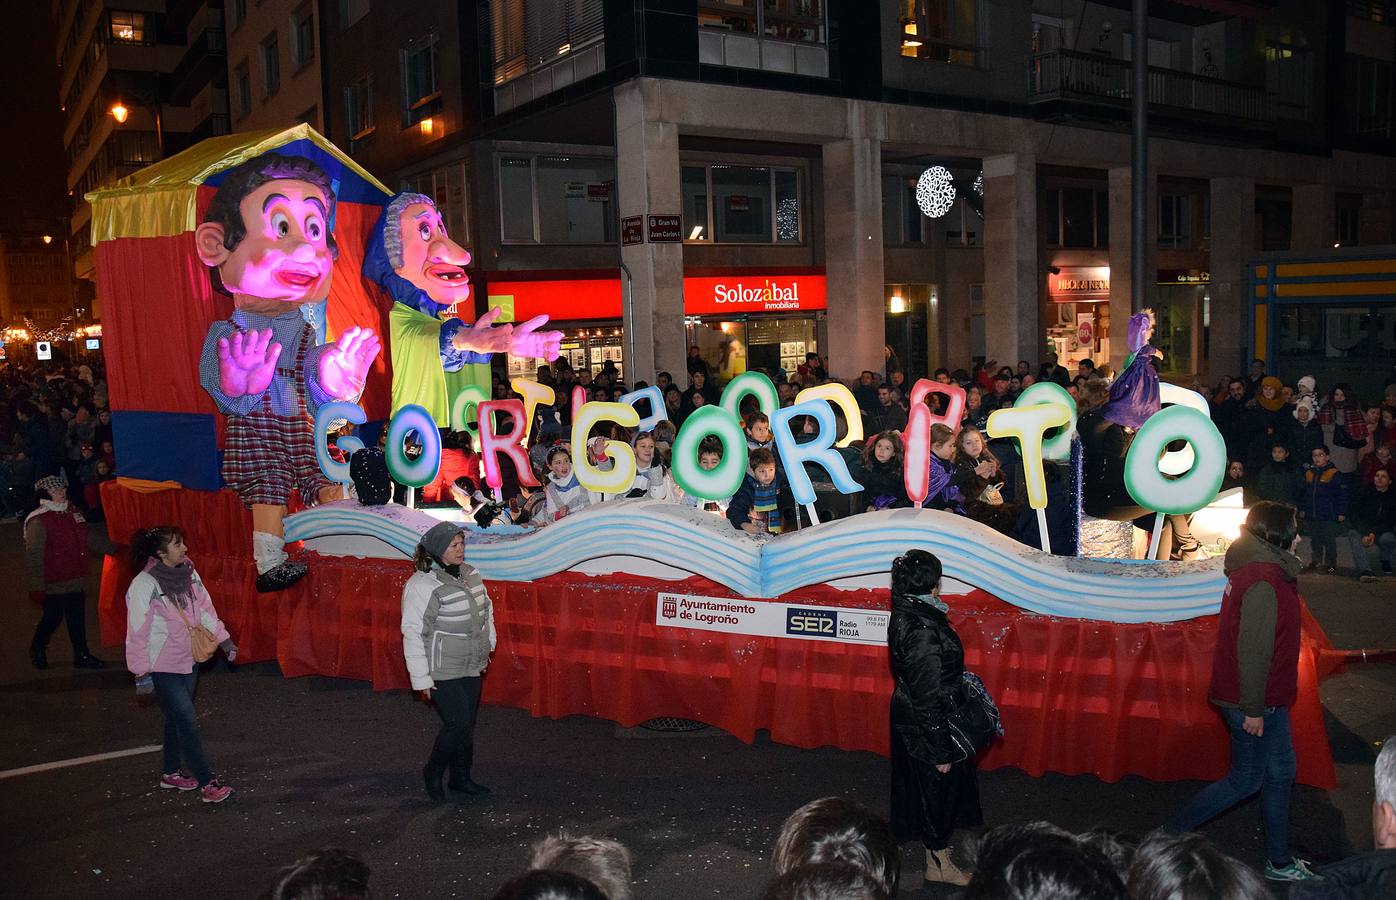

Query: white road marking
(0, 744), (162, 779)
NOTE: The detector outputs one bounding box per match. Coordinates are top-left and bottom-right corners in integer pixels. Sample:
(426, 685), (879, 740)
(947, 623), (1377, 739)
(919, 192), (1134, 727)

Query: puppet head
(1126, 310), (1155, 354)
(363, 192), (471, 318)
(195, 154), (338, 310)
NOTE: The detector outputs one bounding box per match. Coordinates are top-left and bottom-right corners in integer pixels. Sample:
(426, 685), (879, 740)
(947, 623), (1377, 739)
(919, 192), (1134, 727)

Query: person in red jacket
(1164, 501), (1319, 884)
(26, 475), (104, 669)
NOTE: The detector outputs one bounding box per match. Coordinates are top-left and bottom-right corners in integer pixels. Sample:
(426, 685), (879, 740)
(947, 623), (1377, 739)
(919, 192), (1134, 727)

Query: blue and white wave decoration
(285, 500), (1227, 624)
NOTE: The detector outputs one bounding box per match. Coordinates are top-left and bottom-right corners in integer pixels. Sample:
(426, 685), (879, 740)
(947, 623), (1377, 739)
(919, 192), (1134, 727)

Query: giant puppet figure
(196, 154), (380, 592)
(363, 192), (561, 425)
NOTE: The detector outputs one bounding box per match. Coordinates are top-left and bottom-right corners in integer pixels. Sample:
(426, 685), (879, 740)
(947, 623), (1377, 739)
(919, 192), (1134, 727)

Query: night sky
(0, 7), (66, 232)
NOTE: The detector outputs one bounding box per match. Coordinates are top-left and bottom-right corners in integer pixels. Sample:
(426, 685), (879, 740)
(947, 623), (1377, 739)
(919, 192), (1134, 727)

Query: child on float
(543, 446), (596, 522)
(675, 437), (731, 514)
(728, 447), (785, 535)
(627, 430), (673, 500)
(745, 412), (775, 456)
(856, 430), (908, 512)
(925, 424), (966, 514)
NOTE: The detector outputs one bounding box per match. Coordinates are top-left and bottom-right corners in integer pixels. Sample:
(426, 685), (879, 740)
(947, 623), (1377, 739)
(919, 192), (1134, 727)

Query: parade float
(89, 127), (1336, 787)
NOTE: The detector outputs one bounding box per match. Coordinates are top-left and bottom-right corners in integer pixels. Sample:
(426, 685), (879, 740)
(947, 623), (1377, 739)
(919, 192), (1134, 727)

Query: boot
(30, 643), (48, 670)
(926, 848), (972, 886)
(422, 762), (446, 804)
(256, 561), (308, 593)
(447, 774), (491, 796)
(74, 649), (106, 669)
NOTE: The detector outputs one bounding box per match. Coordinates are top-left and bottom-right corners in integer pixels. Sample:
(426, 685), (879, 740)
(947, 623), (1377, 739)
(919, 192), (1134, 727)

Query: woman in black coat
(888, 549), (981, 886)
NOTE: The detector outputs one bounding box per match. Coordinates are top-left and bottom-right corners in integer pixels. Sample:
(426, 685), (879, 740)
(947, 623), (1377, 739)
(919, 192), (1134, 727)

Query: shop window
(403, 162), (470, 250)
(684, 163), (804, 244)
(344, 76), (373, 143)
(698, 0), (824, 43)
(498, 155), (616, 244)
(899, 0), (980, 66)
(261, 32), (281, 97)
(291, 3), (316, 69)
(110, 11), (146, 44)
(401, 32), (441, 126)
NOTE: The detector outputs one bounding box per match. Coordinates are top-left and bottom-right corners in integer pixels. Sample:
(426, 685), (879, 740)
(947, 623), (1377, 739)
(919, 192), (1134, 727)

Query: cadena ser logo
(786, 607), (836, 636)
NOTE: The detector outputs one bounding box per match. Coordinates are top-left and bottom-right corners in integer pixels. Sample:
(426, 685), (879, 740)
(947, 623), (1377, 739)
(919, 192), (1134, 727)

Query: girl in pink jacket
(125, 526), (237, 804)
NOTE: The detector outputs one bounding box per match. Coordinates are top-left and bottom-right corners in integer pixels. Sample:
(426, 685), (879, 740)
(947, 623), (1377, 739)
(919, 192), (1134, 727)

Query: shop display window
(508, 325), (626, 382)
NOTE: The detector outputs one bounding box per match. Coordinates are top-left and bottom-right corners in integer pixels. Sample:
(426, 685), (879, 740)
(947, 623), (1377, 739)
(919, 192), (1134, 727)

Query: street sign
(647, 214), (682, 243)
(36, 341), (52, 361)
(621, 216), (643, 246)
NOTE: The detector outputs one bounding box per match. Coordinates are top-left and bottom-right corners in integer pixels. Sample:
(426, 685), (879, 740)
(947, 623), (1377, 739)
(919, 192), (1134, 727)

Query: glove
(30, 590), (47, 605)
(134, 675), (154, 696)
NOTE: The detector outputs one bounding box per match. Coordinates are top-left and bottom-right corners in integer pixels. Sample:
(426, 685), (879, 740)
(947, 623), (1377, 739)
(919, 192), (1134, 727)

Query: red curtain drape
(96, 486), (1337, 787)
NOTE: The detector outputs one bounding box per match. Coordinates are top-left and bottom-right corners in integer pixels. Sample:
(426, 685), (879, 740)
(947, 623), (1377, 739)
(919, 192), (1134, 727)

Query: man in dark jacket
(1213, 378), (1251, 468)
(1037, 351), (1070, 388)
(1249, 443), (1301, 507)
(1302, 446), (1347, 573)
(1346, 468), (1396, 582)
(1291, 736), (1396, 899)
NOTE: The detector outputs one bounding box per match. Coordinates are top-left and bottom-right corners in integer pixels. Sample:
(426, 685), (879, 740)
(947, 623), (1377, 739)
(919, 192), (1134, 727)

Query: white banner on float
(654, 592), (889, 646)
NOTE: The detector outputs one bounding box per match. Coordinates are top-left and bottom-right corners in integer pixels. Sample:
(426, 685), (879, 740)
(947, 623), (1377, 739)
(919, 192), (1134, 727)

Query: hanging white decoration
(776, 198), (800, 241)
(915, 166), (956, 219)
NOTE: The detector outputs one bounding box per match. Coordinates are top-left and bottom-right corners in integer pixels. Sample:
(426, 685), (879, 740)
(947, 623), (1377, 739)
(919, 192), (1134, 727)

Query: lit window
(110, 11), (145, 44)
(400, 32), (440, 125)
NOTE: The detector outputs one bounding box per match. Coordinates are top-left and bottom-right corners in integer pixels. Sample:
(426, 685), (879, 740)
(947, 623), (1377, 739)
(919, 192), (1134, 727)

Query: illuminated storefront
(484, 275), (625, 381)
(1046, 266), (1111, 366)
(684, 271), (828, 381)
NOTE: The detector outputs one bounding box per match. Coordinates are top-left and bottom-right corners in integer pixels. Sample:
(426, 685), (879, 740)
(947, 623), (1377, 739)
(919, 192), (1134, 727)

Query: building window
(697, 0), (824, 43)
(882, 174), (926, 246)
(344, 76), (374, 142)
(109, 11), (147, 44)
(682, 163), (804, 244)
(229, 0), (246, 30)
(400, 32), (440, 126)
(261, 33), (281, 97)
(1042, 187), (1108, 249)
(498, 155), (617, 244)
(404, 163), (470, 249)
(115, 131), (159, 165)
(1337, 195), (1362, 247)
(340, 0), (370, 29)
(491, 0), (607, 85)
(1346, 54), (1393, 139)
(235, 60), (252, 119)
(1158, 194), (1195, 249)
(291, 3), (315, 69)
(899, 0), (980, 66)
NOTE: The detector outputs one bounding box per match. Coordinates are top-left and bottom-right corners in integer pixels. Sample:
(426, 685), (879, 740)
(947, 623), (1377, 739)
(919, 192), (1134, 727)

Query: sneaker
(199, 779), (233, 804)
(1361, 571), (1377, 583)
(160, 772), (199, 791)
(255, 561), (307, 593)
(1265, 858), (1320, 882)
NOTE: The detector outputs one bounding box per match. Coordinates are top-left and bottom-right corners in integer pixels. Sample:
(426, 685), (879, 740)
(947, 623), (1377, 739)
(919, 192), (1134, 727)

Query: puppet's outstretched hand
(450, 306), (513, 355)
(319, 326), (381, 400)
(217, 329), (281, 397)
(509, 315), (562, 361)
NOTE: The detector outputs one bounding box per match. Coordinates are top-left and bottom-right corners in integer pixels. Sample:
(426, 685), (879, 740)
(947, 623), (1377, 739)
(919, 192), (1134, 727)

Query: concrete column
(614, 80), (686, 382)
(822, 136), (884, 381)
(982, 153), (1038, 367)
(1208, 175), (1255, 379)
(1291, 183), (1335, 250)
(1107, 165), (1156, 371)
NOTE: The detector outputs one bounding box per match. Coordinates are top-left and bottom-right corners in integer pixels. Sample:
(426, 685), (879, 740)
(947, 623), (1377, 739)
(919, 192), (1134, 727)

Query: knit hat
(419, 521), (463, 561)
(1297, 375), (1316, 396)
(1257, 376), (1285, 412)
(1294, 396), (1316, 420)
(34, 475), (66, 498)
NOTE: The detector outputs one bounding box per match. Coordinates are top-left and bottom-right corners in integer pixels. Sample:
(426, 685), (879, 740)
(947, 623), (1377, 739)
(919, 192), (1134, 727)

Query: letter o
(1124, 405), (1226, 516)
(314, 401), (366, 485)
(672, 406), (748, 501)
(384, 404), (442, 488)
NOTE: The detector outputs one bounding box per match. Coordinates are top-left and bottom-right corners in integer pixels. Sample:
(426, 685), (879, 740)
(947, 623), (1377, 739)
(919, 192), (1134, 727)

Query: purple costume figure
(1100, 311), (1161, 430)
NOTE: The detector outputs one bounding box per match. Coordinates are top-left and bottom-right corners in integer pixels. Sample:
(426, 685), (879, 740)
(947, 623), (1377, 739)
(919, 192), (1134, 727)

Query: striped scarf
(753, 479), (781, 534)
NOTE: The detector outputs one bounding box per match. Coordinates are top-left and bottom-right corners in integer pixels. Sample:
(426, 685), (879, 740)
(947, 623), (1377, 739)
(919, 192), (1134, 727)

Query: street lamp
(107, 79), (164, 158)
(109, 102), (130, 124)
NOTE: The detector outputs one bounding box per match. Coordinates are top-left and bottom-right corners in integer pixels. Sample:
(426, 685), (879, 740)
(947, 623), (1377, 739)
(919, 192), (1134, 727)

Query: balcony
(1029, 49), (1276, 133)
(169, 28), (226, 105)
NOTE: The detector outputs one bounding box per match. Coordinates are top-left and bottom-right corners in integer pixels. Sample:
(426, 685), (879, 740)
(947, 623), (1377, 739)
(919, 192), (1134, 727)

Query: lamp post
(108, 77), (164, 158)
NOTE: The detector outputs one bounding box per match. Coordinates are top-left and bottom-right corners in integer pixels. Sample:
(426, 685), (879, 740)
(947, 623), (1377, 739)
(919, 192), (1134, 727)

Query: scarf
(149, 560), (195, 609)
(39, 499), (70, 514)
(909, 591), (950, 614)
(548, 470), (581, 492)
(752, 478), (781, 533)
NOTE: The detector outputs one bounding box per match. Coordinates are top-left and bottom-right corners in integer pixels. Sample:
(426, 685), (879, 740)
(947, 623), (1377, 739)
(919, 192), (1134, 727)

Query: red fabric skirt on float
(98, 482), (1337, 787)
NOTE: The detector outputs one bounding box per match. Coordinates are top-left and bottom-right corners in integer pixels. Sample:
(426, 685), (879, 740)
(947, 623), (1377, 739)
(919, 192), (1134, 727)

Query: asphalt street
(0, 522), (1392, 899)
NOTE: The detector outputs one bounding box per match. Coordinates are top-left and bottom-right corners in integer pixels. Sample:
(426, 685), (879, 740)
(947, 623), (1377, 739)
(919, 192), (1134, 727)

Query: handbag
(943, 671), (1004, 762)
(1333, 421), (1365, 450)
(170, 597), (219, 663)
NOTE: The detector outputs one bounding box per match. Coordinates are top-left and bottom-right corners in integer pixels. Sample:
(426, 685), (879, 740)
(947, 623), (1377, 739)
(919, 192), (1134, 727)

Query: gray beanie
(419, 521), (463, 561)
